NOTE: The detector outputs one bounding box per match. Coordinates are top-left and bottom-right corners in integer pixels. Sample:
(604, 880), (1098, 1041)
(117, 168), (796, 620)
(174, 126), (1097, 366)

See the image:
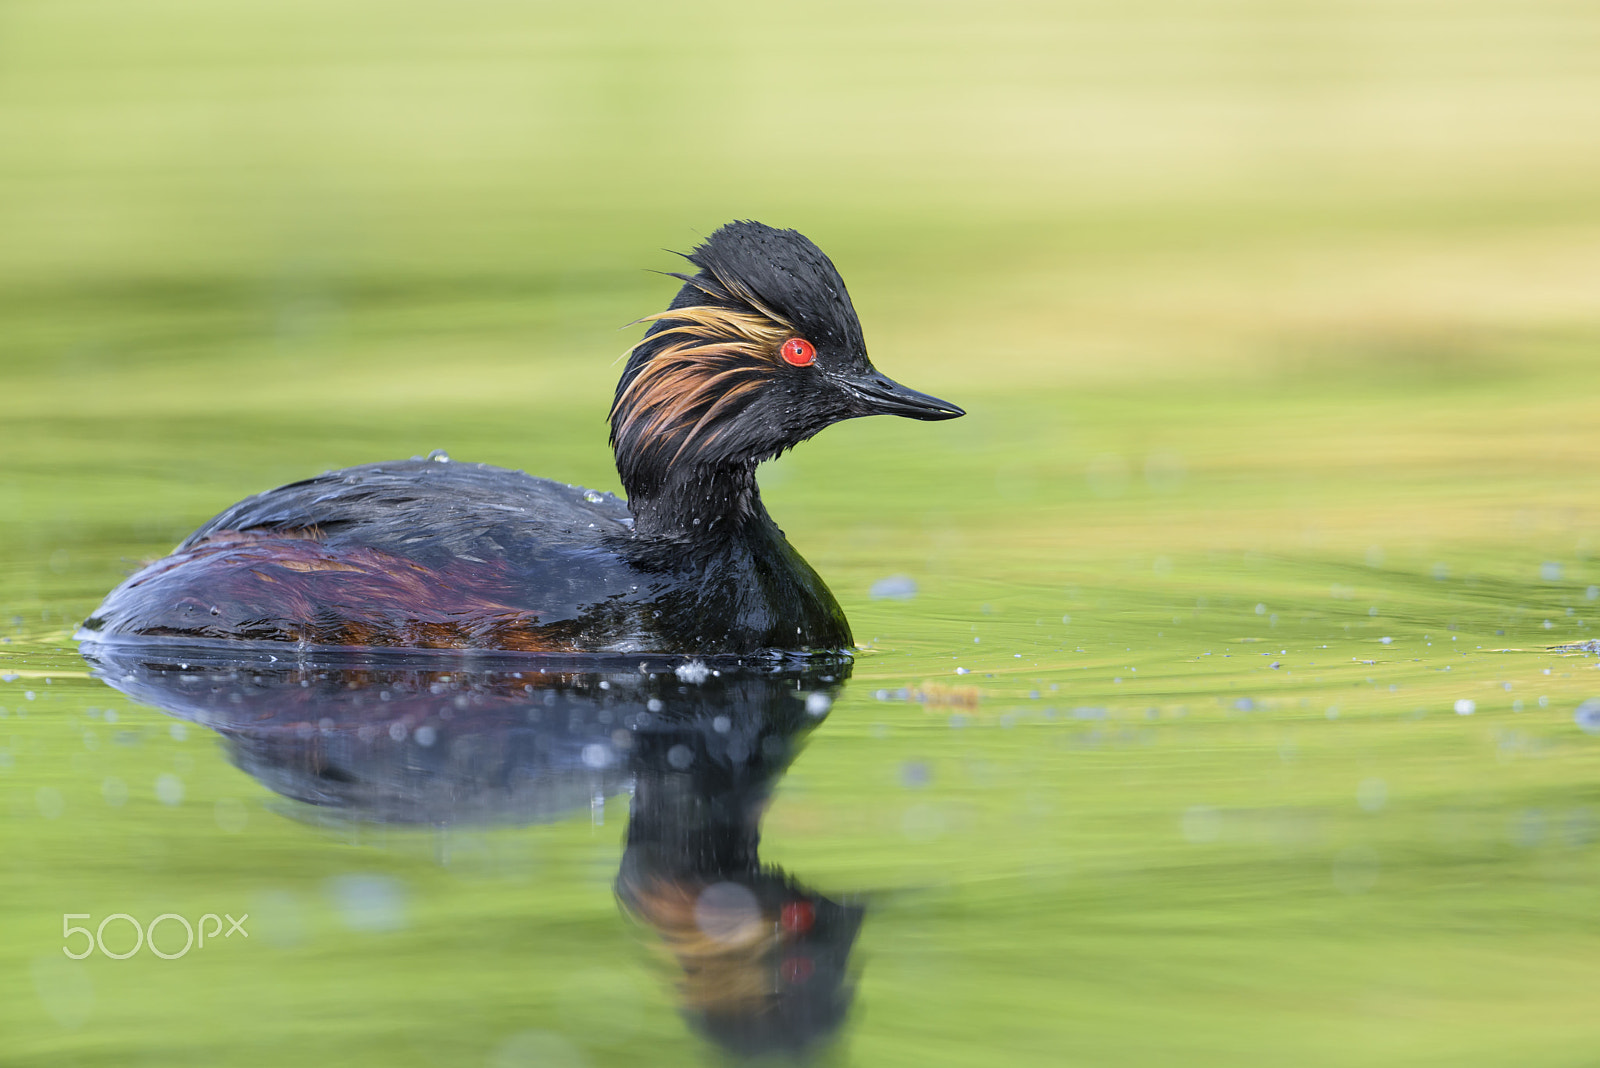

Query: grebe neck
(624, 459), (767, 539)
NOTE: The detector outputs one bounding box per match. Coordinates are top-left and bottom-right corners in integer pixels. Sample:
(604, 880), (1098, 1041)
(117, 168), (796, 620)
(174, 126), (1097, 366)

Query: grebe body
(81, 222), (961, 656)
(83, 457), (847, 654)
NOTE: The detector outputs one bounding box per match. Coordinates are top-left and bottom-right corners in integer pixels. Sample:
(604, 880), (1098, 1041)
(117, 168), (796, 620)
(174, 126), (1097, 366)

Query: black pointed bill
(841, 372), (965, 421)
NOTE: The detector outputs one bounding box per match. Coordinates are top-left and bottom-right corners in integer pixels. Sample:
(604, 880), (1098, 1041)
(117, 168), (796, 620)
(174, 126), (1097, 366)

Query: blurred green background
(4, 1), (1600, 1065)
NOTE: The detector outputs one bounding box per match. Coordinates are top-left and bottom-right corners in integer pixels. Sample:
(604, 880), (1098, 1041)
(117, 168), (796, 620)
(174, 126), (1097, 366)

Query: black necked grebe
(80, 221), (963, 656)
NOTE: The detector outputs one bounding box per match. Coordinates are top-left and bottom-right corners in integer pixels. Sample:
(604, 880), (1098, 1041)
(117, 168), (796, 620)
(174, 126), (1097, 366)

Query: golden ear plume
(611, 303), (796, 463)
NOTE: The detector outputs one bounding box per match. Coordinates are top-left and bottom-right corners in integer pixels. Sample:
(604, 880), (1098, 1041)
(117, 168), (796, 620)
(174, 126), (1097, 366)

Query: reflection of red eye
(780, 338), (816, 367)
(781, 900), (815, 935)
(781, 956), (815, 984)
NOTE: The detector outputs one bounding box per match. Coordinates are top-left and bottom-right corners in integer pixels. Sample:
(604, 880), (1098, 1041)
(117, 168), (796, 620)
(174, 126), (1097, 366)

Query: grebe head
(610, 221), (962, 518)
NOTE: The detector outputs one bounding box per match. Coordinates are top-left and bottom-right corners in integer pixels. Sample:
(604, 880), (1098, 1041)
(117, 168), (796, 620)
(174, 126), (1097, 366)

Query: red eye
(780, 900), (815, 935)
(780, 337), (816, 367)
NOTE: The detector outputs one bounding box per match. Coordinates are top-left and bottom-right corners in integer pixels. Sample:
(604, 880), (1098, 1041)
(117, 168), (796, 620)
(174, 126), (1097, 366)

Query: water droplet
(155, 773), (184, 806)
(674, 660), (709, 684)
(870, 574), (918, 601)
(426, 449), (450, 463)
(327, 874), (408, 932)
(1575, 699), (1600, 734)
(583, 490), (604, 503)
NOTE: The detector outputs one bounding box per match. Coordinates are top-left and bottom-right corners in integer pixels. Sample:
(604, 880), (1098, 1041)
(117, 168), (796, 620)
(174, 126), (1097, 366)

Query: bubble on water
(1357, 778), (1388, 812)
(1574, 699), (1600, 734)
(1454, 699), (1476, 716)
(35, 786), (64, 820)
(870, 574), (918, 601)
(155, 774), (184, 806)
(804, 692), (832, 716)
(101, 777), (127, 807)
(327, 874), (408, 932)
(674, 660), (710, 684)
(214, 797), (248, 833)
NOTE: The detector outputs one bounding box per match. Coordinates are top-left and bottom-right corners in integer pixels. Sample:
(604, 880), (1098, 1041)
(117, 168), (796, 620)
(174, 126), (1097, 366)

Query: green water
(6, 1), (1600, 1064)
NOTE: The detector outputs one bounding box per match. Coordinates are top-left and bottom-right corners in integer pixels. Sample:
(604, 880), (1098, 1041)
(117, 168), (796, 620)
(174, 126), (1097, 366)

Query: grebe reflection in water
(85, 645), (866, 1059)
